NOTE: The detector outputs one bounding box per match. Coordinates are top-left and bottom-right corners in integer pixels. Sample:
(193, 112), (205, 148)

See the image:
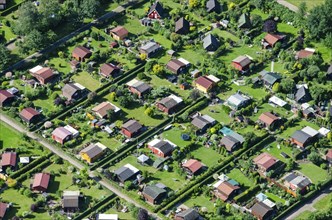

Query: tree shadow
(48, 180), (61, 194)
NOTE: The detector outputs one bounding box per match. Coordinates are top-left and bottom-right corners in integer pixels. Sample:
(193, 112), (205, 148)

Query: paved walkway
(276, 0), (299, 12)
(284, 185), (332, 219)
(0, 113), (160, 219)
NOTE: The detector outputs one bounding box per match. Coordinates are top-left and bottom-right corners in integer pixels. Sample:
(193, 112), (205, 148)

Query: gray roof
(220, 135), (240, 151)
(122, 120), (142, 133)
(63, 193), (79, 208)
(238, 13), (252, 29)
(175, 17), (190, 34)
(176, 208), (200, 220)
(232, 56), (251, 67)
(143, 185), (166, 200)
(206, 0), (221, 13)
(291, 130), (311, 144)
(251, 202), (273, 218)
(291, 176), (311, 188)
(295, 86), (310, 102)
(262, 72), (281, 85)
(154, 141), (173, 155)
(140, 42), (161, 54)
(62, 83), (81, 99)
(284, 173), (297, 182)
(132, 81), (151, 94)
(327, 63), (332, 74)
(158, 97), (178, 109)
(203, 34), (220, 51)
(148, 1), (164, 17)
(227, 93), (250, 107)
(80, 144), (103, 159)
(191, 115), (212, 129)
(114, 167), (136, 182)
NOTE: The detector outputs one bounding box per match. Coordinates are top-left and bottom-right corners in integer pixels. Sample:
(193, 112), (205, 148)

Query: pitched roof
(183, 159), (203, 174)
(291, 130), (311, 144)
(296, 48), (315, 59)
(1, 152), (17, 167)
(62, 83), (81, 99)
(92, 102), (120, 118)
(290, 176), (311, 188)
(73, 46), (91, 58)
(227, 93), (250, 106)
(326, 149), (332, 159)
(166, 59), (186, 73)
(32, 67), (54, 80)
(262, 72), (281, 85)
(251, 202), (273, 218)
(176, 208), (200, 220)
(140, 42), (161, 54)
(220, 135), (240, 151)
(217, 181), (240, 198)
(114, 164), (139, 182)
(158, 97), (179, 109)
(206, 0), (221, 13)
(143, 185), (166, 200)
(110, 26), (128, 38)
(0, 90), (14, 104)
(232, 55), (251, 67)
(191, 115), (212, 129)
(195, 76), (214, 89)
(203, 34), (220, 51)
(126, 79), (151, 94)
(238, 13), (251, 28)
(148, 1), (164, 17)
(0, 202), (8, 218)
(295, 86), (311, 102)
(100, 63), (119, 77)
(32, 173), (50, 190)
(264, 33), (285, 46)
(175, 17), (190, 34)
(80, 143), (105, 159)
(20, 107), (40, 121)
(63, 191), (80, 208)
(154, 140), (174, 155)
(122, 120), (142, 133)
(253, 152), (278, 170)
(259, 112), (279, 126)
(52, 127), (72, 140)
(301, 126), (319, 137)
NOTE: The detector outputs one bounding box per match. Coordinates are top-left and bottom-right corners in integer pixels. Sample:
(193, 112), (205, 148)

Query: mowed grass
(184, 195), (214, 212)
(265, 192), (287, 204)
(298, 163), (329, 184)
(191, 146), (223, 167)
(279, 119), (320, 139)
(200, 104), (233, 125)
(161, 126), (191, 148)
(296, 193), (332, 219)
(250, 103), (291, 122)
(260, 142), (293, 163)
(72, 71), (101, 91)
(286, 0), (324, 9)
(109, 155), (188, 190)
(227, 168), (253, 188)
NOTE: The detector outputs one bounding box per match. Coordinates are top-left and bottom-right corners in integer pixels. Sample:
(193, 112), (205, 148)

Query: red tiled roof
(296, 50), (314, 59)
(34, 67), (54, 80)
(253, 152), (278, 170)
(326, 149), (332, 159)
(259, 112), (278, 126)
(110, 26), (129, 38)
(1, 152), (17, 167)
(72, 46), (91, 58)
(32, 173), (50, 191)
(20, 107), (40, 121)
(0, 202), (8, 218)
(0, 90), (14, 104)
(183, 159), (203, 173)
(195, 76), (214, 89)
(264, 33), (284, 47)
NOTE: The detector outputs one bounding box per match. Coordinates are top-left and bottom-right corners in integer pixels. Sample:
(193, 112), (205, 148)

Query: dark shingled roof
(80, 144), (104, 159)
(206, 0), (221, 13)
(166, 59), (186, 73)
(238, 13), (252, 29)
(158, 97), (178, 109)
(114, 167), (136, 182)
(176, 208), (200, 220)
(295, 86), (311, 103)
(195, 76), (214, 89)
(175, 17), (190, 34)
(19, 107), (40, 121)
(251, 202), (273, 219)
(132, 81), (151, 94)
(291, 130), (311, 144)
(220, 135), (240, 151)
(63, 192), (79, 208)
(203, 34), (220, 51)
(262, 72), (281, 85)
(72, 46), (91, 58)
(62, 83), (81, 100)
(148, 1), (164, 17)
(154, 141), (173, 155)
(143, 185), (166, 200)
(191, 115), (210, 130)
(122, 120), (142, 133)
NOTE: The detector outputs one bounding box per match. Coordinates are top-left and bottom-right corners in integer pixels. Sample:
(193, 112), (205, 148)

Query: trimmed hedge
(15, 158), (53, 182)
(234, 185), (261, 203)
(10, 153), (53, 179)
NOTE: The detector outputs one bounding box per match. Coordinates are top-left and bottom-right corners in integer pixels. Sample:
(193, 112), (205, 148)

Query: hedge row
(177, 97), (208, 121)
(73, 194), (117, 220)
(0, 0), (31, 16)
(234, 185), (261, 203)
(156, 134), (273, 213)
(15, 158), (54, 182)
(10, 153), (53, 179)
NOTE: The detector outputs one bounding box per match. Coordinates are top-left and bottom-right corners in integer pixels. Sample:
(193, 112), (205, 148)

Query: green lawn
(314, 193), (332, 209)
(0, 24), (17, 42)
(227, 168), (253, 188)
(72, 71), (101, 91)
(295, 210), (312, 220)
(200, 104), (233, 125)
(161, 126), (191, 148)
(298, 163), (329, 184)
(260, 142), (293, 163)
(101, 208), (135, 220)
(184, 195), (214, 212)
(212, 29), (240, 42)
(49, 57), (72, 74)
(250, 103), (291, 122)
(286, 0), (324, 9)
(191, 146), (223, 167)
(265, 192), (287, 204)
(279, 119), (320, 139)
(110, 155), (188, 190)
